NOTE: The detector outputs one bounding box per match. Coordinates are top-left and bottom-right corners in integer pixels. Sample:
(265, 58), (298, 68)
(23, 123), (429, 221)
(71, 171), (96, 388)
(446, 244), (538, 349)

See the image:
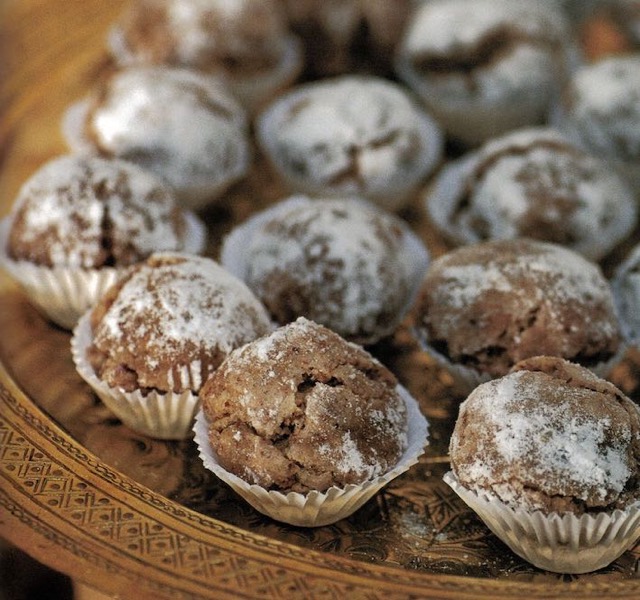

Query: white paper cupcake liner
(444, 471), (640, 574)
(414, 332), (628, 398)
(71, 311), (201, 440)
(193, 385), (429, 527)
(221, 195), (430, 345)
(0, 213), (206, 330)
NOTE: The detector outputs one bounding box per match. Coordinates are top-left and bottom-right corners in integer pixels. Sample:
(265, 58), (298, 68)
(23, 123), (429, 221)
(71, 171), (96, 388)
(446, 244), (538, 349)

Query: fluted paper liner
(193, 386), (429, 527)
(71, 311), (201, 440)
(444, 471), (640, 573)
(0, 213), (206, 330)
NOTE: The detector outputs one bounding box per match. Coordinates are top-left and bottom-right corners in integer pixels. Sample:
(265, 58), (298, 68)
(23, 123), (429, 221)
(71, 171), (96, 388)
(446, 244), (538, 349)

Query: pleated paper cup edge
(71, 311), (200, 440)
(193, 384), (429, 527)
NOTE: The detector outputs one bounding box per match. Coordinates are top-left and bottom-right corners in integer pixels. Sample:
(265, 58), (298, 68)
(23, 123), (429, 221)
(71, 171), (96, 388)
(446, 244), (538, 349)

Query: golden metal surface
(1, 2), (640, 597)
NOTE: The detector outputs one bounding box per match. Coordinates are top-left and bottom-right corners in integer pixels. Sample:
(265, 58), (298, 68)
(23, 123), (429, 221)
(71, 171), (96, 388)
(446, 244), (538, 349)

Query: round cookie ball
(221, 195), (430, 344)
(87, 252), (272, 395)
(256, 75), (443, 210)
(395, 0), (578, 147)
(5, 155), (202, 268)
(450, 356), (640, 514)
(412, 239), (622, 381)
(109, 0), (303, 112)
(200, 317), (409, 493)
(63, 66), (250, 209)
(424, 127), (637, 260)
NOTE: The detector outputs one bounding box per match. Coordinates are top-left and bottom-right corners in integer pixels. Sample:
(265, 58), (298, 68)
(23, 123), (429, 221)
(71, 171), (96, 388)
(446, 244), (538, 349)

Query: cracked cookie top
(256, 74), (443, 210)
(7, 155), (192, 268)
(200, 317), (408, 493)
(450, 356), (640, 513)
(87, 252), (272, 395)
(221, 195), (430, 344)
(424, 127), (637, 260)
(412, 239), (621, 377)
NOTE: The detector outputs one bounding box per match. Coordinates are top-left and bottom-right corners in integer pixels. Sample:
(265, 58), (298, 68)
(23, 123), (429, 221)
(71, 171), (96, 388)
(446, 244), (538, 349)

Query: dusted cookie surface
(7, 155), (192, 268)
(221, 196), (429, 344)
(113, 0), (291, 75)
(201, 318), (408, 493)
(554, 55), (640, 183)
(413, 239), (621, 377)
(425, 127), (637, 260)
(395, 0), (575, 147)
(256, 75), (443, 210)
(88, 252), (272, 395)
(64, 66), (249, 207)
(450, 356), (640, 513)
(109, 0), (302, 112)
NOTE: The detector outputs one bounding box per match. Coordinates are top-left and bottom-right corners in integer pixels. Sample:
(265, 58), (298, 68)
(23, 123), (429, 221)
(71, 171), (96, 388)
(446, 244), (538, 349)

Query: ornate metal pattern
(1, 1), (640, 597)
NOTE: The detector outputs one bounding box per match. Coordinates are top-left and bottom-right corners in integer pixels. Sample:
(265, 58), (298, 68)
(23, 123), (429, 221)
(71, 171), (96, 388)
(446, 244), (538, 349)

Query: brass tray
(1, 2), (640, 598)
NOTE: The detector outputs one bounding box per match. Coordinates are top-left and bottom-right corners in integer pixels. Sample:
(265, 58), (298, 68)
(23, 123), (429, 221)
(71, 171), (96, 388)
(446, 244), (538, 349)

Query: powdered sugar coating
(413, 239), (621, 377)
(395, 0), (576, 146)
(113, 0), (291, 74)
(256, 75), (443, 210)
(67, 66), (249, 206)
(7, 155), (197, 268)
(555, 56), (640, 167)
(450, 357), (640, 513)
(201, 317), (409, 493)
(425, 127), (637, 260)
(88, 252), (272, 394)
(221, 195), (430, 343)
(109, 0), (302, 112)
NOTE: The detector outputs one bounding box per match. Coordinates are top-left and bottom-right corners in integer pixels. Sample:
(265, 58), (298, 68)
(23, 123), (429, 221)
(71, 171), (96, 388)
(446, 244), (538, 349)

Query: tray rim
(2, 323), (640, 599)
